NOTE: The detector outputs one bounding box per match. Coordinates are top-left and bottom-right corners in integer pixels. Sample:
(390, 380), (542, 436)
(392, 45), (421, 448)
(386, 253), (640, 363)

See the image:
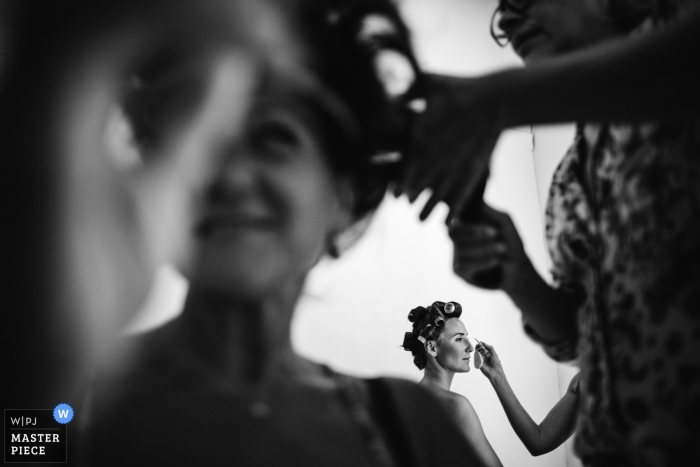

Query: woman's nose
(497, 8), (525, 37)
(208, 148), (258, 201)
(466, 339), (474, 353)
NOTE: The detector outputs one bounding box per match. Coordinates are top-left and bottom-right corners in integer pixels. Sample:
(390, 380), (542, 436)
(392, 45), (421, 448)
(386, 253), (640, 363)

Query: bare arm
(479, 343), (580, 456)
(402, 4), (700, 220)
(446, 394), (503, 467)
(493, 4), (700, 127)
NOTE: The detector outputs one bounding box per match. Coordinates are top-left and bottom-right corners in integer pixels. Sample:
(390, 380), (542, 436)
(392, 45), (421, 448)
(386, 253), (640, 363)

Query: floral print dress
(539, 119), (700, 466)
(524, 5), (700, 466)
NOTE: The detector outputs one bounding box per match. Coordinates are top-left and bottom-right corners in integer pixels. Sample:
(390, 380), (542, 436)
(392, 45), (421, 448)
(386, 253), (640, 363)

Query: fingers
(450, 224), (504, 260)
(451, 221), (506, 283)
(477, 341), (498, 359)
(453, 244), (505, 263)
(475, 344), (494, 367)
(479, 204), (520, 240)
(396, 73), (503, 222)
(479, 341), (495, 351)
(449, 222), (499, 240)
(454, 258), (502, 283)
(453, 240), (505, 265)
(419, 192), (443, 221)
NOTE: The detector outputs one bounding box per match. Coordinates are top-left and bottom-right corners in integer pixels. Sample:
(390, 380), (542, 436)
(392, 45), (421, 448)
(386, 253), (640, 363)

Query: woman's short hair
(402, 301), (463, 370)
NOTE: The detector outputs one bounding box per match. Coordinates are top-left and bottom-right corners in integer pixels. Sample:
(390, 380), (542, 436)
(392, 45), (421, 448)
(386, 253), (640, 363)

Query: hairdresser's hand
(397, 74), (505, 222)
(475, 341), (504, 381)
(450, 204), (536, 295)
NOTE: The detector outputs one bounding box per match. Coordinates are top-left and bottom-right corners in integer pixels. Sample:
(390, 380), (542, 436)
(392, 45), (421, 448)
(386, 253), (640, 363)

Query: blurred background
(0, 0), (579, 465)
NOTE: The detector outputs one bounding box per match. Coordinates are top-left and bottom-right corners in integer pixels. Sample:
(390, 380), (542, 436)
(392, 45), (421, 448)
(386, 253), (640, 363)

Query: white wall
(128, 1), (584, 466)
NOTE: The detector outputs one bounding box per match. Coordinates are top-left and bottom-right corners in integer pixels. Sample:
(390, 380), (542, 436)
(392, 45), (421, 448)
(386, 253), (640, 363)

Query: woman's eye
(250, 121), (300, 157)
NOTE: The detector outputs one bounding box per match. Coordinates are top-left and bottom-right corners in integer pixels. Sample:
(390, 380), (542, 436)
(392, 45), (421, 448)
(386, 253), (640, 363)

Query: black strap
(366, 378), (419, 467)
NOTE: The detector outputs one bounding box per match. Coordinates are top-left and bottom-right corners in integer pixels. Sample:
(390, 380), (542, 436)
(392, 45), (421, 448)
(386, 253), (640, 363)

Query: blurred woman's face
(496, 0), (619, 65)
(187, 79), (351, 299)
(436, 319), (474, 373)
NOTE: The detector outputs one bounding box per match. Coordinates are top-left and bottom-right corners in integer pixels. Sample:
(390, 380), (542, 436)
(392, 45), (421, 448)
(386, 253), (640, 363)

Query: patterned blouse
(529, 5), (700, 466)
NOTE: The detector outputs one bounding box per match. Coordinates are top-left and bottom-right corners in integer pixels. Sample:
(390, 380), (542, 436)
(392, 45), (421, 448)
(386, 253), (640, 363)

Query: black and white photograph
(2, 1), (699, 466)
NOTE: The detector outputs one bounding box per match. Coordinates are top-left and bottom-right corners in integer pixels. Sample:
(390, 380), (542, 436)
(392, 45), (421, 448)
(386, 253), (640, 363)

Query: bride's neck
(420, 360), (455, 391)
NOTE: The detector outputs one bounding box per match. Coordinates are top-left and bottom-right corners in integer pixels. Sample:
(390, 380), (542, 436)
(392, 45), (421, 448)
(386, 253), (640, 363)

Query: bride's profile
(402, 300), (503, 467)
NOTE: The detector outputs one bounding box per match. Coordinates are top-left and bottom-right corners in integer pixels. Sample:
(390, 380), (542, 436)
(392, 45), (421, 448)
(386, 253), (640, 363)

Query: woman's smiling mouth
(196, 212), (277, 239)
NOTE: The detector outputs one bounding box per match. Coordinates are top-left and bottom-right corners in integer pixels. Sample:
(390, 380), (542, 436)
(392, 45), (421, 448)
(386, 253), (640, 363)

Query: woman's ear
(425, 340), (438, 357)
(326, 177), (362, 258)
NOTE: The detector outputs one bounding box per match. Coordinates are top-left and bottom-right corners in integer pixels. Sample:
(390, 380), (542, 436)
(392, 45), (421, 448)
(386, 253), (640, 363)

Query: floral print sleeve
(535, 115), (700, 466)
(523, 126), (590, 363)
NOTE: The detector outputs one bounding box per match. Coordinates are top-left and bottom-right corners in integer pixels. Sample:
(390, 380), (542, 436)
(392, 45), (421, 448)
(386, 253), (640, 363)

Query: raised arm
(401, 4), (700, 220)
(445, 393), (503, 467)
(478, 343), (580, 456)
(491, 3), (700, 127)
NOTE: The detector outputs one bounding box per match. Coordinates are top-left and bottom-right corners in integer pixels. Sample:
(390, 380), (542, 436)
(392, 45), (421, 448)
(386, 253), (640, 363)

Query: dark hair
(293, 0), (423, 222)
(123, 0), (422, 224)
(402, 301), (463, 370)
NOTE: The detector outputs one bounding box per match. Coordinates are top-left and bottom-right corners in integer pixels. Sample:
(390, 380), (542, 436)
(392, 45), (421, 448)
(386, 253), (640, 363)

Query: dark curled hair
(402, 301), (463, 370)
(293, 0), (423, 221)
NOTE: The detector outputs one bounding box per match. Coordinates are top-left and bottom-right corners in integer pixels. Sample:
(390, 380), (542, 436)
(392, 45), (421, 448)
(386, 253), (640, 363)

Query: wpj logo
(4, 404), (72, 463)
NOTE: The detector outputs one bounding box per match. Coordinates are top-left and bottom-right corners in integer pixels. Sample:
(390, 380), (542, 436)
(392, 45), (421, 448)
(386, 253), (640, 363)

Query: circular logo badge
(53, 403), (74, 424)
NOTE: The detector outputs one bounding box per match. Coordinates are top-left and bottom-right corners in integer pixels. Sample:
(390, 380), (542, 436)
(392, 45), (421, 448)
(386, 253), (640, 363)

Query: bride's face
(436, 319), (474, 373)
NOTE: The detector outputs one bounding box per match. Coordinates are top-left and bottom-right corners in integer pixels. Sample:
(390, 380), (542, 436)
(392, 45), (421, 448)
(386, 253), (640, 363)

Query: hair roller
(402, 331), (416, 350)
(434, 316), (445, 328)
(407, 306), (426, 323)
(445, 301), (462, 318)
